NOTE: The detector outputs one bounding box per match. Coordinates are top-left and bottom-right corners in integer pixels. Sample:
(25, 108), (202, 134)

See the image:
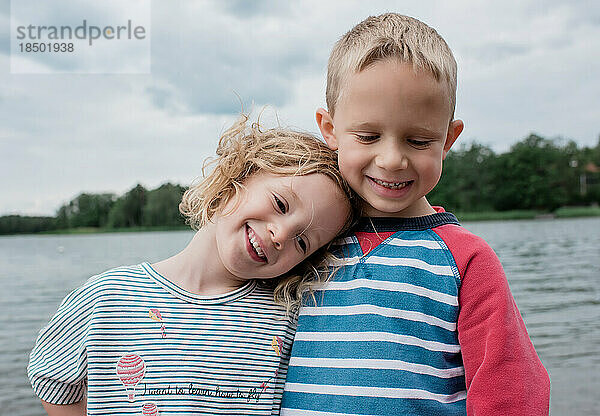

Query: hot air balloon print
(149, 308), (166, 338)
(141, 402), (159, 416)
(116, 353), (146, 402)
(271, 336), (283, 356)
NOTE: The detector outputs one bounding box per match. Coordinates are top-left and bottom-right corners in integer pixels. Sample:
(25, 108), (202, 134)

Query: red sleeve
(434, 224), (550, 415)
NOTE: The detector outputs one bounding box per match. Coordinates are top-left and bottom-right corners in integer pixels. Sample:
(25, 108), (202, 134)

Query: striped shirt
(281, 211), (550, 415)
(28, 263), (296, 415)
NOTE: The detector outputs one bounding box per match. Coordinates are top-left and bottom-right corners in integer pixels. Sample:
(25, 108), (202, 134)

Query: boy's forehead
(334, 59), (452, 120)
(336, 61), (452, 122)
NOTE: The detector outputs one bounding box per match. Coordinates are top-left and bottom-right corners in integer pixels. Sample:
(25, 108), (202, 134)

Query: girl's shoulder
(85, 263), (149, 286)
(60, 263), (151, 307)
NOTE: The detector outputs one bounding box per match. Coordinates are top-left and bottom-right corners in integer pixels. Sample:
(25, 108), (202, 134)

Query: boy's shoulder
(431, 221), (492, 251)
(430, 221), (506, 287)
(431, 222), (497, 259)
(341, 211), (499, 269)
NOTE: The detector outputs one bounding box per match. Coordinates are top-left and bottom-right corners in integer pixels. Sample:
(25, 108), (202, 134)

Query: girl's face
(213, 171), (349, 282)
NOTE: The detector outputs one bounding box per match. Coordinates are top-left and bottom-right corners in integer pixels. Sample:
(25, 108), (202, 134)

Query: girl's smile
(212, 171), (350, 285)
(246, 224), (268, 263)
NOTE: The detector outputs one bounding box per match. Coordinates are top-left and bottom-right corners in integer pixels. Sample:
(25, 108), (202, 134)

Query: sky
(1, 0), (599, 216)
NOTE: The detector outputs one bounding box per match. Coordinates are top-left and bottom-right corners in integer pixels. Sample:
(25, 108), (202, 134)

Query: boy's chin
(361, 197), (434, 218)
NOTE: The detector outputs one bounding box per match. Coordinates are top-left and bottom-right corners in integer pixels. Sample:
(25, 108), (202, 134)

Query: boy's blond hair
(180, 114), (357, 312)
(327, 13), (457, 119)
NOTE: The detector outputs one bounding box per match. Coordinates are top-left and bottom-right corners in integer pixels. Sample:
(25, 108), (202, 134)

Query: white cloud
(1, 0), (599, 215)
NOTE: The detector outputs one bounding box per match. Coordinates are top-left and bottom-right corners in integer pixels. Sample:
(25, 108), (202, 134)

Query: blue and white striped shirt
(281, 215), (466, 416)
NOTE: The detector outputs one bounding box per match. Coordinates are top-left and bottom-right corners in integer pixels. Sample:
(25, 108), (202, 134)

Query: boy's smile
(318, 59), (463, 217)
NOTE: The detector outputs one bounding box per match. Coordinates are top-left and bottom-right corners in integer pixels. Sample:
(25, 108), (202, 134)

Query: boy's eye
(408, 138), (432, 147)
(296, 235), (307, 254)
(355, 134), (379, 143)
(274, 195), (287, 214)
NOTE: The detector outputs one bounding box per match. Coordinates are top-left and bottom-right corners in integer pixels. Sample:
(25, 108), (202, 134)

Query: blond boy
(281, 13), (550, 415)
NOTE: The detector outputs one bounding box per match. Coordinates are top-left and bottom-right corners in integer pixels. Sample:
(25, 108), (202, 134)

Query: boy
(281, 13), (550, 416)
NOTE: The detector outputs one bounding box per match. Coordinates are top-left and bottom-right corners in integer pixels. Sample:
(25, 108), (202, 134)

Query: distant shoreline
(40, 225), (192, 235)
(457, 206), (600, 222)
(0, 225), (191, 236)
(2, 206), (599, 236)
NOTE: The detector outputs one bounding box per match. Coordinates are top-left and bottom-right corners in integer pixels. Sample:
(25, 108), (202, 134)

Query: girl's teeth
(248, 228), (266, 259)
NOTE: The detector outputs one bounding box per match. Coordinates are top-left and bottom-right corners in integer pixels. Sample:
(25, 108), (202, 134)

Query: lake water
(2, 218), (599, 415)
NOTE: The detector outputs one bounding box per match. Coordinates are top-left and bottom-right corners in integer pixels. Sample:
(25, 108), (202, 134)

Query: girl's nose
(268, 222), (293, 250)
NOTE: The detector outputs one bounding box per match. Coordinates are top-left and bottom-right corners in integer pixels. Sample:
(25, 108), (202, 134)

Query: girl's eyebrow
(283, 183), (315, 252)
(282, 184), (300, 204)
(297, 202), (315, 253)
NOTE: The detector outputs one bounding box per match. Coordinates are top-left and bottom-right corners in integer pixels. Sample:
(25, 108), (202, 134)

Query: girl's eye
(296, 236), (307, 254)
(274, 195), (287, 214)
(355, 134), (379, 143)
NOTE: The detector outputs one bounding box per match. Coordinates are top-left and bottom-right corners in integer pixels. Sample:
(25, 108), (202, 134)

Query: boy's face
(318, 59), (463, 217)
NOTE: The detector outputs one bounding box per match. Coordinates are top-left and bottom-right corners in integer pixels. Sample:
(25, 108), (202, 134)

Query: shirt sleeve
(434, 224), (550, 415)
(27, 275), (101, 404)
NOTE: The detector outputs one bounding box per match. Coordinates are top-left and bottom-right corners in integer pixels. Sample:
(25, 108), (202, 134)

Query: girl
(28, 114), (355, 416)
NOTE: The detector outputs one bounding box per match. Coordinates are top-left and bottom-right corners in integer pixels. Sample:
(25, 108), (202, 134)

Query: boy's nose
(375, 142), (409, 171)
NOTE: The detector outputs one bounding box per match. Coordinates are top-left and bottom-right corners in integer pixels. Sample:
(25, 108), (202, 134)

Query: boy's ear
(316, 108), (338, 150)
(442, 119), (464, 160)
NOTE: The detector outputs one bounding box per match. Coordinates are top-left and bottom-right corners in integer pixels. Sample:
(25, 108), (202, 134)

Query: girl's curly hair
(179, 113), (358, 313)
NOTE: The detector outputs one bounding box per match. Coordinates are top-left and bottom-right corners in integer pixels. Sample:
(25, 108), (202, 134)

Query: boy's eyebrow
(410, 126), (446, 137)
(349, 123), (444, 137)
(349, 121), (381, 130)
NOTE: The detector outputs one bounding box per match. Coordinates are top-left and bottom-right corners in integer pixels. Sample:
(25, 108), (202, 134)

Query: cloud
(148, 1), (323, 114)
(217, 0), (292, 18)
(0, 50), (233, 214)
(449, 1), (600, 150)
(8, 0), (150, 73)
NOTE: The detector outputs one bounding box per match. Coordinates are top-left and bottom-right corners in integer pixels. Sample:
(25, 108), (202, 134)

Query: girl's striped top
(281, 210), (550, 416)
(28, 263), (296, 415)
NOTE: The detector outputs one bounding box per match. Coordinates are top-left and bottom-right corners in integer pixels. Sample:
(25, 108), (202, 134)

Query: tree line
(0, 183), (187, 235)
(1, 134), (599, 235)
(429, 134), (600, 212)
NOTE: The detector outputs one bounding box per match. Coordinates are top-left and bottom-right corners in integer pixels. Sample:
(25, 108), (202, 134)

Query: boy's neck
(362, 196), (436, 218)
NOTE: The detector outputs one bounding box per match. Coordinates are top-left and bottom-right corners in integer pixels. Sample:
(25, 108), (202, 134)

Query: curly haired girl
(29, 114), (356, 416)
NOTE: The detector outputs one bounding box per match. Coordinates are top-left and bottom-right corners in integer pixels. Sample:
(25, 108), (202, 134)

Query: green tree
(65, 193), (116, 228)
(490, 134), (575, 211)
(107, 184), (146, 228)
(429, 142), (496, 212)
(53, 193), (115, 228)
(0, 215), (57, 234)
(142, 183), (187, 227)
(55, 205), (70, 229)
(575, 136), (600, 204)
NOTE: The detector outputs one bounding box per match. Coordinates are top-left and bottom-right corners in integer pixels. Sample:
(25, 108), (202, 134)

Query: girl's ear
(443, 119), (464, 160)
(316, 108), (338, 150)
